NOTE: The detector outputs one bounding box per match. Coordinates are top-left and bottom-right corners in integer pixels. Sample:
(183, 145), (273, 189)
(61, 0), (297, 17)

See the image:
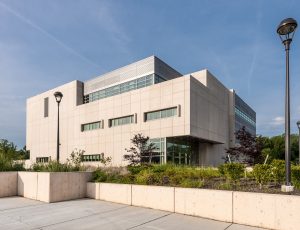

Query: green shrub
(253, 164), (271, 189)
(135, 170), (160, 185)
(92, 169), (108, 182)
(221, 163), (245, 184)
(270, 160), (285, 185)
(127, 164), (152, 175)
(292, 165), (300, 189)
(218, 164), (225, 175)
(217, 182), (232, 190)
(31, 161), (80, 172)
(180, 179), (204, 188)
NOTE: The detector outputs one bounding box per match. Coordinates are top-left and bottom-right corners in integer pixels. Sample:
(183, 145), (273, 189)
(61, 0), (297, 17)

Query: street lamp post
(297, 121), (300, 165)
(277, 18), (297, 192)
(54, 91), (63, 163)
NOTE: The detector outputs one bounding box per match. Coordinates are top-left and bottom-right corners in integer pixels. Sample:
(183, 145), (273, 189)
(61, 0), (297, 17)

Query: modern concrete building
(26, 56), (256, 166)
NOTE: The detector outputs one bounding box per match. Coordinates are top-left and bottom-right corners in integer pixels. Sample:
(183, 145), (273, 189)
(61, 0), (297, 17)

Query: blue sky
(0, 0), (300, 148)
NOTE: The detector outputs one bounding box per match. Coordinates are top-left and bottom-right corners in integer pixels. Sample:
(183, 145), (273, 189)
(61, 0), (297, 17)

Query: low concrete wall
(0, 172), (18, 197)
(17, 172), (92, 202)
(100, 183), (132, 205)
(175, 188), (232, 222)
(49, 172), (92, 202)
(86, 182), (100, 199)
(18, 172), (39, 200)
(233, 191), (300, 230)
(86, 183), (300, 230)
(132, 185), (174, 212)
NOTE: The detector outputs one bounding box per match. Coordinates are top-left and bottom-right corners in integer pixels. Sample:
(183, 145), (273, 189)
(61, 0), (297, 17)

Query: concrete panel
(99, 183), (131, 205)
(18, 172), (38, 200)
(37, 173), (50, 202)
(233, 191), (300, 230)
(0, 172), (18, 197)
(86, 182), (100, 199)
(175, 188), (232, 222)
(49, 172), (92, 202)
(132, 185), (174, 212)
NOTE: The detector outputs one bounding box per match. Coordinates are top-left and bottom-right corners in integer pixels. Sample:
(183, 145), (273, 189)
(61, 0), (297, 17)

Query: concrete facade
(26, 56), (256, 166)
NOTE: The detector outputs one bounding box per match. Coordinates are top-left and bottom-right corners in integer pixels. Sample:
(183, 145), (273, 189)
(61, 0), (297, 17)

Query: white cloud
(271, 116), (285, 126)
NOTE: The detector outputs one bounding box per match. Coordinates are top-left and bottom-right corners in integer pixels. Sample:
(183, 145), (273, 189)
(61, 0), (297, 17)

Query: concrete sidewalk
(0, 197), (264, 230)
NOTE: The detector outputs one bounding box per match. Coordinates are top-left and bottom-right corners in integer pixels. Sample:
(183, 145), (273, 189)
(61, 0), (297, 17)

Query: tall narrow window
(44, 97), (49, 117)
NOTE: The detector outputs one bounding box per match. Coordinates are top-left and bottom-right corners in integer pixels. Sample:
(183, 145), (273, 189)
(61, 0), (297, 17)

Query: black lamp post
(277, 18), (297, 191)
(54, 91), (63, 163)
(297, 121), (300, 165)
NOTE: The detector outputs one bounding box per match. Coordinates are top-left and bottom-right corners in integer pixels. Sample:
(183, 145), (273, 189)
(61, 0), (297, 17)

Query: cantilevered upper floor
(83, 56), (182, 103)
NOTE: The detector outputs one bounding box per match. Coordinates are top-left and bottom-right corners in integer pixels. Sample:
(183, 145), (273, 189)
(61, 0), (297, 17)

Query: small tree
(124, 133), (157, 166)
(99, 153), (112, 166)
(226, 127), (262, 165)
(67, 149), (85, 168)
(253, 164), (272, 189)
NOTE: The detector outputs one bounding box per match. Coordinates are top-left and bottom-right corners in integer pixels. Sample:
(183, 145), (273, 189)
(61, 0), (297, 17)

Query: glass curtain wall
(166, 137), (199, 165)
(146, 138), (165, 164)
(146, 136), (200, 165)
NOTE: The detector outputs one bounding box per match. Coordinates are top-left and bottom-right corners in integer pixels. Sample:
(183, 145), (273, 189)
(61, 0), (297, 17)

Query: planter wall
(233, 191), (300, 230)
(86, 182), (100, 199)
(18, 172), (92, 202)
(0, 172), (18, 197)
(175, 188), (232, 222)
(87, 182), (300, 230)
(132, 185), (174, 212)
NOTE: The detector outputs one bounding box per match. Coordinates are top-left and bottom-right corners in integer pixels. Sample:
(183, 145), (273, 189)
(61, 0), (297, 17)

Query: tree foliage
(0, 139), (30, 160)
(124, 133), (157, 166)
(226, 127), (263, 165)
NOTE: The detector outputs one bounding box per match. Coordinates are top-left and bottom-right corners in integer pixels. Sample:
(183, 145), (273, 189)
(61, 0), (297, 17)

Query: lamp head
(297, 120), (300, 129)
(54, 91), (63, 103)
(277, 18), (297, 44)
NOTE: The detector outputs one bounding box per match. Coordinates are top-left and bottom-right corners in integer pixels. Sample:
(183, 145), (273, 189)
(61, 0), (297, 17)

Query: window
(141, 138), (165, 164)
(154, 75), (166, 83)
(83, 74), (155, 104)
(145, 107), (177, 121)
(36, 157), (49, 163)
(109, 115), (134, 127)
(235, 107), (256, 127)
(44, 97), (49, 117)
(82, 154), (101, 162)
(81, 121), (102, 132)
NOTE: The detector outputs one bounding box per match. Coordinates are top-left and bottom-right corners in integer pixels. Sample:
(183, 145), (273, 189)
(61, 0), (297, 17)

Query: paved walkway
(0, 197), (264, 230)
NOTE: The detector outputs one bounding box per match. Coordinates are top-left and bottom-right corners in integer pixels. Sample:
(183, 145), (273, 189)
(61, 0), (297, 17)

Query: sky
(0, 0), (300, 149)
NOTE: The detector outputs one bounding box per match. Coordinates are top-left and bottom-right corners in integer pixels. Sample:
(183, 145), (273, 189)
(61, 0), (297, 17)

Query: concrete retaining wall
(87, 183), (300, 230)
(233, 191), (300, 230)
(132, 185), (174, 212)
(0, 172), (18, 197)
(175, 188), (232, 222)
(17, 172), (92, 202)
(49, 172), (92, 202)
(86, 182), (100, 199)
(100, 183), (131, 205)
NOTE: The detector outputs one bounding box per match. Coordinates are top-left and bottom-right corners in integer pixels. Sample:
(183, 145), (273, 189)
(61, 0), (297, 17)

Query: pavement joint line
(0, 203), (47, 212)
(125, 213), (172, 230)
(224, 223), (233, 230)
(30, 205), (130, 230)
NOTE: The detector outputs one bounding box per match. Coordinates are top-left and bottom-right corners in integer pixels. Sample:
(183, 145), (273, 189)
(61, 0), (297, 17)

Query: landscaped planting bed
(91, 162), (300, 195)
